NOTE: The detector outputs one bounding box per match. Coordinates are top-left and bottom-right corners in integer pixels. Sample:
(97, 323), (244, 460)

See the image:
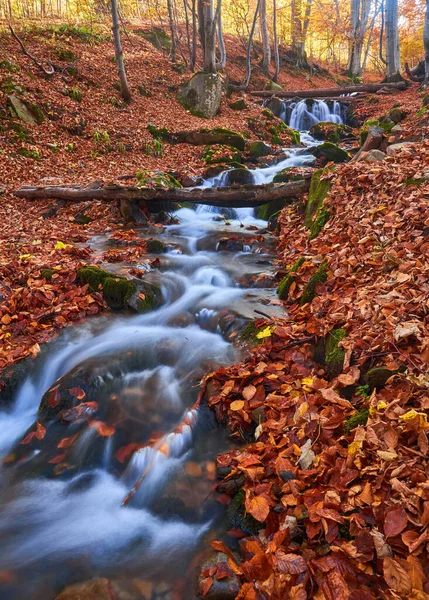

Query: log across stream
(0, 109), (341, 599)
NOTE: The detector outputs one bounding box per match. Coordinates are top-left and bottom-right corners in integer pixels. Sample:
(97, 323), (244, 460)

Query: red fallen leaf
(211, 540), (243, 575)
(68, 387), (86, 399)
(61, 401), (98, 422)
(215, 562), (234, 580)
(115, 443), (139, 463)
(48, 386), (61, 407)
(88, 420), (115, 437)
(215, 493), (232, 505)
(274, 550), (307, 574)
(236, 583), (259, 600)
(48, 453), (66, 464)
(57, 433), (79, 449)
(226, 528), (246, 539)
(20, 422), (46, 445)
(199, 576), (213, 597)
(384, 506), (408, 538)
(383, 557), (412, 595)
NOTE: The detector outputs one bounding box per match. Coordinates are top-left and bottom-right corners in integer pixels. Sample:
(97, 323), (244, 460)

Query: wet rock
(255, 198), (287, 221)
(224, 168), (254, 186)
(216, 237), (245, 252)
(309, 121), (345, 144)
(272, 167), (304, 184)
(181, 174), (204, 187)
(249, 141), (271, 160)
(198, 552), (241, 600)
(264, 96), (284, 118)
(119, 199), (148, 224)
(55, 577), (113, 600)
(178, 72), (222, 119)
(146, 239), (166, 254)
(0, 358), (36, 407)
(312, 142), (350, 163)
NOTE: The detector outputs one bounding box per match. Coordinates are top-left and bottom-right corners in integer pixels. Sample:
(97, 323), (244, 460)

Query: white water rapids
(0, 101), (343, 599)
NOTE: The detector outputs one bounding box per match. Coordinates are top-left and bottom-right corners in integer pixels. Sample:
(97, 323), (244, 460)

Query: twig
(8, 24), (55, 76)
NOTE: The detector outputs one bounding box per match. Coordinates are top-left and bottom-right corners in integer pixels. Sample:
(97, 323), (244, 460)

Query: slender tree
(384, 0), (401, 80)
(198, 0), (216, 72)
(111, 0), (131, 102)
(167, 0), (177, 63)
(273, 0), (280, 82)
(260, 0), (271, 75)
(245, 0), (261, 88)
(424, 0), (429, 85)
(216, 0), (227, 69)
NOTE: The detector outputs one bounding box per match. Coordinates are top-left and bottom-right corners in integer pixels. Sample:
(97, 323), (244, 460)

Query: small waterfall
(289, 99), (343, 130)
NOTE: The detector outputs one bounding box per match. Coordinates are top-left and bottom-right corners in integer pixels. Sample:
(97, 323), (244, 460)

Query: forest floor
(0, 21), (429, 600)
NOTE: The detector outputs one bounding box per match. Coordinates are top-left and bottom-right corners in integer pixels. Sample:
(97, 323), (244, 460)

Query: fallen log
(251, 81), (407, 98)
(14, 179), (311, 208)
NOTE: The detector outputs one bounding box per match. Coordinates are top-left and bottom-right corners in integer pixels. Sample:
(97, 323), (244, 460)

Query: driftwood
(14, 179), (311, 208)
(251, 81), (407, 98)
(9, 24), (55, 76)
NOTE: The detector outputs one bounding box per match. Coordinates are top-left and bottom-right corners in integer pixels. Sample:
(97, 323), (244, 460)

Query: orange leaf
(68, 387), (86, 400)
(57, 433), (79, 449)
(246, 495), (269, 522)
(48, 453), (66, 464)
(1, 314), (11, 325)
(20, 422), (46, 445)
(115, 443), (138, 463)
(230, 400), (244, 411)
(48, 387), (61, 407)
(199, 576), (213, 597)
(88, 420), (115, 437)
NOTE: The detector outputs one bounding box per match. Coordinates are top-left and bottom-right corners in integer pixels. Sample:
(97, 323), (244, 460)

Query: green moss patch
(277, 257), (305, 300)
(300, 261), (328, 306)
(227, 489), (263, 535)
(325, 327), (346, 378)
(344, 409), (369, 434)
(309, 122), (345, 143)
(305, 169), (331, 229)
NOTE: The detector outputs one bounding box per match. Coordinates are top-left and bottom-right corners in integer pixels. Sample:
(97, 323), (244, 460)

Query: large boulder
(264, 96), (284, 118)
(312, 142), (350, 163)
(8, 95), (44, 124)
(178, 72), (222, 119)
(224, 168), (254, 185)
(309, 122), (345, 144)
(249, 141), (271, 160)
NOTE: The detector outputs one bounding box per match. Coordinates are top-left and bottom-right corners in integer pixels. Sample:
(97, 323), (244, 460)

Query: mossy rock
(77, 266), (162, 313)
(8, 95), (44, 125)
(249, 141), (271, 160)
(138, 28), (171, 51)
(239, 321), (266, 345)
(255, 197), (287, 220)
(300, 261), (328, 306)
(309, 122), (345, 144)
(277, 257), (304, 300)
(364, 366), (402, 391)
(177, 72), (222, 119)
(305, 169), (331, 229)
(40, 268), (55, 280)
(309, 207), (331, 240)
(74, 214), (92, 225)
(325, 327), (346, 378)
(359, 119), (394, 145)
(200, 127), (246, 151)
(225, 168), (254, 185)
(146, 239), (165, 254)
(273, 168), (304, 184)
(229, 99), (247, 111)
(388, 108), (406, 124)
(344, 409), (369, 434)
(312, 142), (350, 163)
(202, 144), (242, 165)
(264, 80), (283, 92)
(227, 489), (263, 535)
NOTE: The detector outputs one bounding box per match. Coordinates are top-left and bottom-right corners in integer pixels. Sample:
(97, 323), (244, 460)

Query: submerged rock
(312, 142), (350, 163)
(55, 577), (112, 600)
(178, 72), (222, 119)
(198, 552), (241, 599)
(309, 121), (345, 143)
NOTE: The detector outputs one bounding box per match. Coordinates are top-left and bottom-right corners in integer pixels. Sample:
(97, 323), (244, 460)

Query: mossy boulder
(227, 489), (263, 535)
(264, 96), (284, 118)
(277, 257), (305, 300)
(305, 169), (331, 229)
(225, 168), (254, 186)
(364, 366), (402, 391)
(77, 266), (162, 313)
(146, 239), (166, 254)
(308, 206), (331, 240)
(249, 141), (271, 160)
(359, 118), (394, 145)
(312, 142), (350, 163)
(202, 144), (242, 165)
(300, 261), (328, 305)
(252, 109), (300, 146)
(229, 98), (247, 111)
(325, 328), (346, 378)
(309, 122), (345, 144)
(264, 80), (283, 92)
(177, 72), (222, 119)
(273, 168), (305, 184)
(8, 95), (44, 125)
(255, 197), (288, 220)
(388, 108), (406, 124)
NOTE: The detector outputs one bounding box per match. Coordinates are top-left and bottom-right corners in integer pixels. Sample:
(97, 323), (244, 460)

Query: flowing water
(0, 102), (342, 600)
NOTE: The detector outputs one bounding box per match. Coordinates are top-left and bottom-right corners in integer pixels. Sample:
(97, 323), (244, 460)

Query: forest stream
(0, 101), (343, 600)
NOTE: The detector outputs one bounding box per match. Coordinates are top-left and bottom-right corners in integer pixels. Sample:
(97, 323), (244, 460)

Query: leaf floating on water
(20, 422), (46, 445)
(88, 420), (115, 437)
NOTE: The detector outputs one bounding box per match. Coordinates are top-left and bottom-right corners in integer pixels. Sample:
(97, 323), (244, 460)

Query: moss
(325, 327), (346, 378)
(309, 207), (331, 240)
(273, 168), (304, 184)
(344, 409), (369, 434)
(137, 28), (172, 51)
(240, 321), (264, 345)
(229, 99), (247, 111)
(264, 80), (283, 92)
(300, 261), (328, 306)
(422, 94), (429, 108)
(305, 169), (331, 229)
(55, 48), (77, 62)
(359, 118), (394, 145)
(40, 268), (55, 280)
(152, 173), (182, 188)
(138, 84), (152, 97)
(202, 145), (242, 165)
(0, 59), (20, 73)
(227, 489), (263, 535)
(147, 123), (170, 140)
(277, 257), (305, 300)
(146, 239), (165, 254)
(135, 286), (162, 313)
(102, 277), (136, 310)
(313, 142), (349, 163)
(68, 87), (83, 102)
(255, 197), (286, 220)
(309, 122), (345, 143)
(365, 366), (402, 391)
(249, 141), (271, 159)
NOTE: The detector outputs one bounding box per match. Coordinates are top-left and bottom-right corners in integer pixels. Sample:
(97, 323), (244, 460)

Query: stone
(264, 80), (283, 91)
(264, 96), (284, 118)
(309, 122), (345, 144)
(55, 577), (112, 600)
(249, 141), (271, 160)
(388, 108), (406, 124)
(386, 142), (416, 155)
(178, 72), (222, 119)
(224, 168), (254, 185)
(362, 149), (386, 162)
(273, 167), (304, 184)
(119, 198), (148, 224)
(181, 174), (204, 187)
(391, 125), (403, 134)
(228, 98), (247, 111)
(198, 553), (241, 600)
(312, 142), (350, 163)
(8, 94), (44, 125)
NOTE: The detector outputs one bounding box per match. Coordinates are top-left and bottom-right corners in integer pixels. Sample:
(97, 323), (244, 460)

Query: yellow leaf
(348, 441), (362, 456)
(19, 254), (33, 259)
(400, 409), (419, 421)
(55, 241), (72, 250)
(256, 326), (272, 339)
(230, 400), (245, 411)
(377, 401), (387, 410)
(369, 406), (377, 418)
(301, 377), (314, 391)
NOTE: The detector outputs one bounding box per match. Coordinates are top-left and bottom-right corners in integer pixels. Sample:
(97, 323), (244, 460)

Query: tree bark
(260, 0), (271, 75)
(198, 0), (216, 72)
(424, 0), (429, 85)
(251, 81), (407, 97)
(13, 180), (311, 208)
(167, 0), (177, 63)
(111, 0), (131, 102)
(245, 0), (261, 88)
(385, 0), (401, 79)
(273, 0), (280, 82)
(216, 0), (226, 70)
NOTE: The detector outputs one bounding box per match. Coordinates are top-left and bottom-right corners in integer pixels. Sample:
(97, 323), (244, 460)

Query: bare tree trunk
(291, 0), (304, 59)
(245, 0), (261, 88)
(273, 0), (280, 82)
(184, 0), (193, 69)
(191, 0), (197, 70)
(216, 0), (226, 70)
(111, 0), (132, 102)
(167, 0), (177, 63)
(379, 0), (388, 64)
(424, 0), (429, 85)
(260, 0), (271, 75)
(385, 0), (401, 79)
(198, 0), (216, 72)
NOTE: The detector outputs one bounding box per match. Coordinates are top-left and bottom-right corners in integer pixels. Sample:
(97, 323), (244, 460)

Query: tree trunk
(198, 0), (216, 73)
(273, 0), (280, 82)
(111, 0), (131, 103)
(13, 179), (311, 208)
(167, 0), (177, 63)
(251, 81), (407, 97)
(424, 0), (429, 85)
(191, 0), (197, 71)
(385, 0), (401, 79)
(260, 0), (271, 75)
(216, 0), (226, 70)
(245, 0), (261, 88)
